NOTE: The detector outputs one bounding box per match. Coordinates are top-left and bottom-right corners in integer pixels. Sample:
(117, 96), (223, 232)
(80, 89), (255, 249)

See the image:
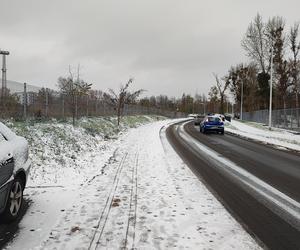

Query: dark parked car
(194, 115), (202, 125)
(0, 122), (30, 222)
(224, 113), (232, 122)
(200, 115), (224, 134)
(234, 113), (240, 119)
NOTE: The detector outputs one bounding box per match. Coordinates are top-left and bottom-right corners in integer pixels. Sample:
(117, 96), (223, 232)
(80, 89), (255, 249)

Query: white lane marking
(177, 121), (300, 223)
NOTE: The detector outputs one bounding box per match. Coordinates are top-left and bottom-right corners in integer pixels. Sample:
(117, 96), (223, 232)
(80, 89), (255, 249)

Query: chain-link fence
(0, 81), (186, 120)
(243, 108), (300, 131)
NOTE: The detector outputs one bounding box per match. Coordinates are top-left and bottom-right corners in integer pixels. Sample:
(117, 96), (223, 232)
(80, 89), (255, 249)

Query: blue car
(200, 115), (224, 134)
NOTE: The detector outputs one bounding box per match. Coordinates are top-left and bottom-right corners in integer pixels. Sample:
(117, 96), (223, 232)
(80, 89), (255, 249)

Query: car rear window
(208, 117), (220, 122)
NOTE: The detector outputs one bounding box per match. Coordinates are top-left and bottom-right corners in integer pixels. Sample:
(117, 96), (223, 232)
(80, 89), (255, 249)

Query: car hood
(0, 122), (29, 170)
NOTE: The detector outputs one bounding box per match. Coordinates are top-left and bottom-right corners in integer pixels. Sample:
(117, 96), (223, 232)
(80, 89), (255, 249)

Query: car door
(0, 132), (14, 211)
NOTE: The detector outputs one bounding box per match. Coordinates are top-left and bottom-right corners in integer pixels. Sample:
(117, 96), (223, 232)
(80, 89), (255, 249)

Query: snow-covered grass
(225, 119), (300, 152)
(3, 115), (166, 187)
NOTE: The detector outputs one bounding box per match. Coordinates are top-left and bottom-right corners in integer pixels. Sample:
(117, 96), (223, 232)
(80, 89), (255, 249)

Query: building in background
(1, 79), (41, 93)
(1, 79), (43, 105)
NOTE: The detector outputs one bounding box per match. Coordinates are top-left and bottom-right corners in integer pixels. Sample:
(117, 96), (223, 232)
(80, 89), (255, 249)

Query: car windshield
(207, 117), (220, 122)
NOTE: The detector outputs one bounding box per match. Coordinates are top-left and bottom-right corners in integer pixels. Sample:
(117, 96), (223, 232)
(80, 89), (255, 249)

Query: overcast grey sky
(1, 0), (300, 97)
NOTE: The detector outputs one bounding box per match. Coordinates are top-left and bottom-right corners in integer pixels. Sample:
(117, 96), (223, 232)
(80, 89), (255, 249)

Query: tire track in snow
(88, 152), (128, 250)
(123, 150), (139, 249)
(132, 150), (138, 249)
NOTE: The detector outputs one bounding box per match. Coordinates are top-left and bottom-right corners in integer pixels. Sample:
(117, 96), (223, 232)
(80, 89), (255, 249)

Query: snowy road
(167, 120), (300, 249)
(3, 119), (259, 249)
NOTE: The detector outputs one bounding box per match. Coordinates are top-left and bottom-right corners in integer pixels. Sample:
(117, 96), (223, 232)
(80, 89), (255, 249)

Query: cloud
(1, 0), (300, 97)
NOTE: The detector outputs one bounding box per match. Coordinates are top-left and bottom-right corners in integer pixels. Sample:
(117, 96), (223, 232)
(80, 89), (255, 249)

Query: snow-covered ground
(226, 119), (300, 152)
(2, 116), (164, 249)
(5, 116), (165, 187)
(4, 117), (260, 249)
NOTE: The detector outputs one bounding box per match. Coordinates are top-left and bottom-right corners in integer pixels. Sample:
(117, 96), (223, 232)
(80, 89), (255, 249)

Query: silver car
(0, 122), (30, 222)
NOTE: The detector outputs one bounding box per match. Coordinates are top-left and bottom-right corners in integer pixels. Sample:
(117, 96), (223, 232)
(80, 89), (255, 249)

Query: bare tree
(267, 16), (291, 119)
(242, 13), (274, 110)
(208, 85), (219, 113)
(89, 89), (104, 115)
(58, 65), (92, 126)
(0, 88), (19, 118)
(227, 63), (260, 112)
(36, 87), (55, 118)
(103, 78), (144, 126)
(242, 13), (269, 73)
(213, 73), (229, 114)
(289, 22), (300, 126)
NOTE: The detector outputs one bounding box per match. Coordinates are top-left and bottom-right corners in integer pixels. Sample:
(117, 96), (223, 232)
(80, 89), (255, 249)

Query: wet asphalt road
(166, 120), (300, 249)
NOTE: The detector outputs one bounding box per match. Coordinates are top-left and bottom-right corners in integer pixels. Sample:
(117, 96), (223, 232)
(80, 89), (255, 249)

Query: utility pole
(62, 94), (65, 120)
(199, 102), (206, 115)
(240, 81), (243, 120)
(268, 45), (273, 130)
(0, 50), (9, 108)
(86, 94), (89, 117)
(192, 101), (195, 114)
(23, 83), (27, 120)
(75, 95), (78, 119)
(95, 98), (98, 116)
(45, 88), (49, 118)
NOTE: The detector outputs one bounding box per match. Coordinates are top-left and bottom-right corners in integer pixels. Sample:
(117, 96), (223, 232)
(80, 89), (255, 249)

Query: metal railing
(0, 82), (185, 120)
(243, 108), (300, 131)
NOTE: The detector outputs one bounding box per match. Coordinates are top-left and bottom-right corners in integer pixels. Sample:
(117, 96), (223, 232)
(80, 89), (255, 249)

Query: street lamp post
(240, 80), (243, 120)
(199, 102), (206, 115)
(0, 50), (10, 106)
(268, 45), (273, 130)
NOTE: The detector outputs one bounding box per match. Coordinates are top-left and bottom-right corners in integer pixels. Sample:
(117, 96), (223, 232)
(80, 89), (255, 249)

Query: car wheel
(220, 130), (224, 135)
(2, 177), (24, 222)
